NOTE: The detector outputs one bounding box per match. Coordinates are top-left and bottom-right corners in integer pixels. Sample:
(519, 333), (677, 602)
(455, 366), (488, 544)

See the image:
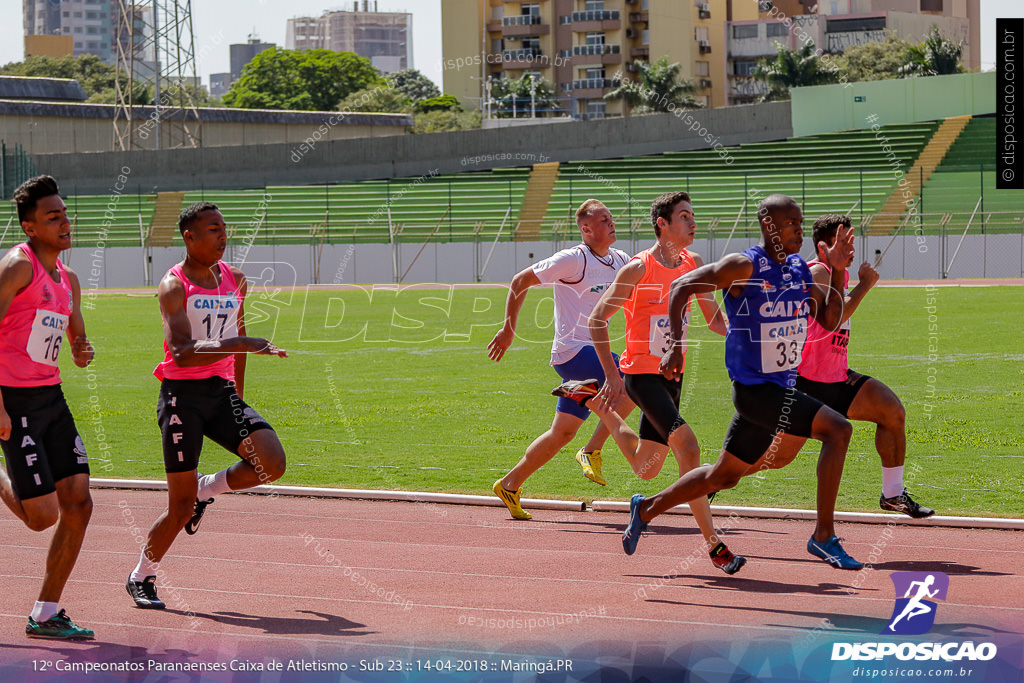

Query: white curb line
(90, 479), (1023, 530)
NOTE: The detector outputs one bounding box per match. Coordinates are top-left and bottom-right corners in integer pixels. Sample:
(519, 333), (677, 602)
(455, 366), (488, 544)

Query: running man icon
(886, 572), (949, 635)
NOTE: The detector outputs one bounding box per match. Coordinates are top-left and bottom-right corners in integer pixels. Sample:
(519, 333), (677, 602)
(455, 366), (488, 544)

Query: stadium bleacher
(917, 117), (1019, 234)
(8, 118), (1010, 249)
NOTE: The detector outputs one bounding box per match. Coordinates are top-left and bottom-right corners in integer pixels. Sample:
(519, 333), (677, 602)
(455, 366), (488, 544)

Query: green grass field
(59, 284), (1023, 518)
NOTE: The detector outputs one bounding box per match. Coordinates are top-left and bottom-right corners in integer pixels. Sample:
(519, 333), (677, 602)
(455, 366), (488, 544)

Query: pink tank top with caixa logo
(0, 243), (73, 387)
(153, 261), (241, 382)
(798, 260), (850, 383)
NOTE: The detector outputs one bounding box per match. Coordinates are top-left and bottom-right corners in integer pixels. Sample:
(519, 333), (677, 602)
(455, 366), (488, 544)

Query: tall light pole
(114, 0), (201, 150)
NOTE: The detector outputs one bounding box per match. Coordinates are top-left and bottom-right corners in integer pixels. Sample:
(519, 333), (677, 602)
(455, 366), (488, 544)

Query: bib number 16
(27, 310), (69, 367)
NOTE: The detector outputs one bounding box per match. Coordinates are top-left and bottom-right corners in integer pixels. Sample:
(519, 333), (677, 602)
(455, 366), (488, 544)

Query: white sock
(882, 466), (905, 499)
(131, 552), (159, 583)
(31, 601), (59, 622)
(197, 469), (232, 499)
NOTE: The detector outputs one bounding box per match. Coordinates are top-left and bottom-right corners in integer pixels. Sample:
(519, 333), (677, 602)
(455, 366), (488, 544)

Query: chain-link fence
(0, 140), (37, 200)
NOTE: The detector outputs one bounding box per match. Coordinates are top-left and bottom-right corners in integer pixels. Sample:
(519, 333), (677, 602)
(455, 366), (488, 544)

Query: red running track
(0, 489), (1021, 679)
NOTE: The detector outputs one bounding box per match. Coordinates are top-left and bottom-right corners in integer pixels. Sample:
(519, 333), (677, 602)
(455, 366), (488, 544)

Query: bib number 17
(202, 313), (230, 339)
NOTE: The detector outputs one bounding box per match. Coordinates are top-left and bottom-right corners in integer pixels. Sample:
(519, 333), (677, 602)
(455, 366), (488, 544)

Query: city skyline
(0, 1), (1020, 105)
(1, 1), (443, 91)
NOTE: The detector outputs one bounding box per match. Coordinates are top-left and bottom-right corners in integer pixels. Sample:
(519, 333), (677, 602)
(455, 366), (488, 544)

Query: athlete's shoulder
(158, 263), (186, 295)
(62, 263), (81, 289)
(611, 247), (631, 263)
(0, 244), (33, 271)
(225, 262), (246, 285)
(0, 245), (34, 288)
(787, 253), (814, 284)
(552, 244), (585, 259)
(618, 256), (646, 281)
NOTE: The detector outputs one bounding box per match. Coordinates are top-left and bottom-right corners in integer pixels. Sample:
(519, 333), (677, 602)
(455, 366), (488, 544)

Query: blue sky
(0, 0), (445, 88)
(0, 0), (1019, 94)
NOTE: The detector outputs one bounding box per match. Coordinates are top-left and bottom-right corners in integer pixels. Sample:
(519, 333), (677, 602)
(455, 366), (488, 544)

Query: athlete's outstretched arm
(233, 270), (249, 398)
(0, 250), (32, 442)
(588, 259), (644, 408)
(809, 225), (855, 330)
(64, 268), (93, 368)
(159, 272), (286, 370)
(0, 249), (32, 329)
(487, 266), (541, 362)
(808, 259), (880, 328)
(660, 253), (753, 379)
(689, 253), (727, 336)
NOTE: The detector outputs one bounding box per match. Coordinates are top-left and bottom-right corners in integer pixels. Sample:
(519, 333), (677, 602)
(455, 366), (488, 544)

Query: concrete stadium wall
(33, 102), (793, 195)
(0, 101), (411, 155)
(65, 234), (1021, 292)
(791, 72), (996, 138)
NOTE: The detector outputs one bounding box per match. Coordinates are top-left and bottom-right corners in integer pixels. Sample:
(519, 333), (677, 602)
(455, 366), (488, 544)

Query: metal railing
(559, 44), (621, 57)
(563, 9), (620, 22)
(502, 14), (542, 26)
(569, 78), (622, 91)
(502, 47), (543, 61)
(5, 167), (1016, 279)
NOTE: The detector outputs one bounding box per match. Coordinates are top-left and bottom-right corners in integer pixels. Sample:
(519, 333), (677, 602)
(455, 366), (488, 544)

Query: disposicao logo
(886, 571), (948, 635)
(831, 571), (998, 663)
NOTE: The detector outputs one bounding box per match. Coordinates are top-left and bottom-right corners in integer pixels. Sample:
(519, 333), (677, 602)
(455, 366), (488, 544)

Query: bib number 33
(759, 320), (806, 373)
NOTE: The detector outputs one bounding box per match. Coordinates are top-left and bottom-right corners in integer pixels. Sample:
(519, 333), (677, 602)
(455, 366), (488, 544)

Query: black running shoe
(126, 575), (166, 609)
(880, 489), (935, 518)
(185, 497), (214, 535)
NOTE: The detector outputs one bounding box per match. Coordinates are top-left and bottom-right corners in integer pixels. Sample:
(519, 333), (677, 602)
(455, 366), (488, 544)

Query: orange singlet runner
(619, 246), (696, 375)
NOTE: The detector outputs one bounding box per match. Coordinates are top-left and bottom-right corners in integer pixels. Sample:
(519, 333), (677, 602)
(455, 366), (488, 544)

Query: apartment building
(22, 0), (158, 70)
(23, 0), (118, 64)
(286, 2), (413, 74)
(726, 0), (980, 105)
(441, 0), (766, 118)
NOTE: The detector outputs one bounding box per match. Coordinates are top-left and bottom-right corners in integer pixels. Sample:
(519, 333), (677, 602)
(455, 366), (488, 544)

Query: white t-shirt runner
(532, 243), (630, 365)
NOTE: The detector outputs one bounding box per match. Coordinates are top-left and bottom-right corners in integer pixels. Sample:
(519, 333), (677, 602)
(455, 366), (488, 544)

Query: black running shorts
(795, 370), (871, 418)
(0, 385), (89, 500)
(722, 381), (824, 465)
(623, 373), (686, 447)
(157, 377), (273, 474)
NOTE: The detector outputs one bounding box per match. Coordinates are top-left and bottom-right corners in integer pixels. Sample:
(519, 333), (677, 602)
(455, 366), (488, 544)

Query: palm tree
(900, 26), (964, 77)
(753, 42), (838, 102)
(604, 57), (702, 113)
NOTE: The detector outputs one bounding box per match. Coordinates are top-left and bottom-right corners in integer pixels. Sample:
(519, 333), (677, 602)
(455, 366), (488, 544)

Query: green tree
(415, 94), (461, 114)
(604, 56), (701, 113)
(1, 54), (117, 99)
(488, 74), (558, 118)
(338, 86), (412, 113)
(753, 42), (838, 102)
(900, 26), (964, 77)
(223, 47), (378, 111)
(834, 34), (913, 82)
(87, 81), (218, 107)
(411, 109), (481, 134)
(389, 69), (440, 101)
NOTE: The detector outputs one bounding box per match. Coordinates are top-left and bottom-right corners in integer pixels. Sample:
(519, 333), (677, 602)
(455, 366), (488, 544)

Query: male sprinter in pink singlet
(0, 176), (95, 639)
(580, 191), (745, 574)
(126, 202), (288, 609)
(797, 213), (934, 518)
